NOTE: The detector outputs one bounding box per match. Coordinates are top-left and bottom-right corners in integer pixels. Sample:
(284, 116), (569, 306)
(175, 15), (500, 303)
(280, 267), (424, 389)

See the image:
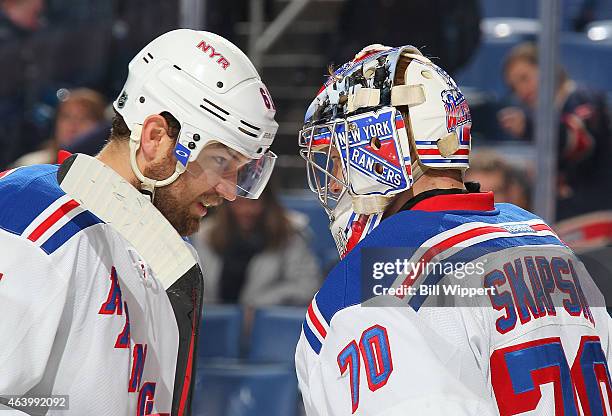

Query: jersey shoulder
(369, 202), (563, 250)
(0, 165), (103, 254)
(301, 201), (565, 354)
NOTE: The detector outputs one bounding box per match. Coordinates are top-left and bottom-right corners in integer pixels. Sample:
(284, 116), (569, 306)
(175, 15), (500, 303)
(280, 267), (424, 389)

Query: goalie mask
(114, 29), (278, 200)
(298, 45), (472, 258)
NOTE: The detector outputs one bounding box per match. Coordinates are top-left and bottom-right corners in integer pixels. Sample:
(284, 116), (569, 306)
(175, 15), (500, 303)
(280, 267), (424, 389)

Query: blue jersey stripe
(0, 165), (104, 254)
(303, 320), (322, 354)
(41, 210), (102, 254)
(0, 165), (64, 236)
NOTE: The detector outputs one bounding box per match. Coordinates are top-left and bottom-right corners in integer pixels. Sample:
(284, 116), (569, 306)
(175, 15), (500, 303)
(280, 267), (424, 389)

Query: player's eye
(209, 156), (230, 171)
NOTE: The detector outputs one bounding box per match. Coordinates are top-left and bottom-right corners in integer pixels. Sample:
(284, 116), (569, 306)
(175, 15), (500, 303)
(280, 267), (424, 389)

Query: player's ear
(139, 114), (170, 163)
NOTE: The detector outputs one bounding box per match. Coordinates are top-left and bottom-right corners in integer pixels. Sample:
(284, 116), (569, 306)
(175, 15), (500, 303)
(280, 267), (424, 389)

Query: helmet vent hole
(147, 53), (154, 60)
(238, 127), (258, 138)
(374, 163), (384, 175)
(203, 99), (230, 115)
(256, 147), (263, 154)
(143, 57), (149, 64)
(217, 81), (224, 88)
(240, 120), (261, 131)
(139, 96), (145, 103)
(173, 65), (182, 70)
(200, 105), (226, 121)
(370, 137), (381, 150)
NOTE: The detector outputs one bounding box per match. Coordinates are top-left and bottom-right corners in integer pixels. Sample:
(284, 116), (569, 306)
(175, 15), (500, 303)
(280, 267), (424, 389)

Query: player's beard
(144, 159), (201, 236)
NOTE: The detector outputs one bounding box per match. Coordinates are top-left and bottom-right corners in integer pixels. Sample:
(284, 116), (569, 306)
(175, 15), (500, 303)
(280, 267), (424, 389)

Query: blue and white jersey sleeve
(0, 234), (69, 396)
(0, 165), (180, 415)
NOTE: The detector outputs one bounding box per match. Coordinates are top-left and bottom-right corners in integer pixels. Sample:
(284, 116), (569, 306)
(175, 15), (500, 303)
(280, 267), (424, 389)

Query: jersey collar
(410, 190), (495, 212)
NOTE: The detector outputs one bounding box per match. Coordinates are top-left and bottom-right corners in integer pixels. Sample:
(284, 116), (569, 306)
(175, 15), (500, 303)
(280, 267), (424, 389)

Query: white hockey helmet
(113, 29), (278, 199)
(299, 45), (472, 257)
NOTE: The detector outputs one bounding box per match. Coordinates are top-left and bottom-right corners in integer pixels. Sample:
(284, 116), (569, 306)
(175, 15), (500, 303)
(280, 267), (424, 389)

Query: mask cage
(298, 119), (351, 218)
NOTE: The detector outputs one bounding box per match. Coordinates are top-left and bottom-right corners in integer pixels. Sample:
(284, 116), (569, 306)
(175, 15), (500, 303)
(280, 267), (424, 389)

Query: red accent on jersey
(99, 267), (124, 315)
(129, 344), (148, 393)
(57, 150), (73, 164)
(308, 302), (328, 339)
(410, 192), (494, 212)
(27, 199), (80, 242)
(491, 337), (577, 415)
(115, 301), (131, 348)
(396, 224), (508, 294)
(531, 223), (554, 233)
(0, 168), (16, 179)
(344, 215), (369, 258)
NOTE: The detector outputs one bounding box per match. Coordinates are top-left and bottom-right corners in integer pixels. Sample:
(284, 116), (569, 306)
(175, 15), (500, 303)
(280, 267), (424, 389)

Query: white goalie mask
(113, 29), (278, 200)
(298, 45), (472, 258)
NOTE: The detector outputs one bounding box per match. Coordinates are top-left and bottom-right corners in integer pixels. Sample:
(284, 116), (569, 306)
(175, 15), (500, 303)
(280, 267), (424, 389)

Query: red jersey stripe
(308, 302), (328, 339)
(27, 199), (80, 242)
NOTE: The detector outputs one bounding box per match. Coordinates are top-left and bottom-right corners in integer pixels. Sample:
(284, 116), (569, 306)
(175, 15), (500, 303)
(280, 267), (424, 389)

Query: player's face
(145, 142), (249, 236)
(505, 60), (539, 108)
(310, 144), (346, 198)
(328, 146), (345, 195)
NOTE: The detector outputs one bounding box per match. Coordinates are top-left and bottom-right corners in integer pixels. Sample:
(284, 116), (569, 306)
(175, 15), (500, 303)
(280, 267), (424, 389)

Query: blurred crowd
(0, 0), (179, 167)
(1, 0), (612, 309)
(2, 2), (612, 415)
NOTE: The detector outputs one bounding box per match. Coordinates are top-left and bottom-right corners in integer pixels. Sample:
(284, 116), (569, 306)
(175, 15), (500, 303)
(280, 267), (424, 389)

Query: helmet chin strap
(352, 195), (390, 215)
(129, 124), (184, 201)
(410, 159), (429, 184)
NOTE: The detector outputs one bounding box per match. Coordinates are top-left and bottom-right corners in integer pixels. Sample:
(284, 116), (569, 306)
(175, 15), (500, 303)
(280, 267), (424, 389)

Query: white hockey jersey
(296, 192), (612, 416)
(0, 164), (198, 415)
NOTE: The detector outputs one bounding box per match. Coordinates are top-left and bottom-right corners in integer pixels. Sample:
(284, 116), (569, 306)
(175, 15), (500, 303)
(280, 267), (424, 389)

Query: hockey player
(0, 29), (277, 415)
(296, 44), (612, 415)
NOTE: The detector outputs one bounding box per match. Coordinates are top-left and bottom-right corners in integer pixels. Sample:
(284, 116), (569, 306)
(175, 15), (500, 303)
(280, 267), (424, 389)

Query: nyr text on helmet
(196, 40), (230, 70)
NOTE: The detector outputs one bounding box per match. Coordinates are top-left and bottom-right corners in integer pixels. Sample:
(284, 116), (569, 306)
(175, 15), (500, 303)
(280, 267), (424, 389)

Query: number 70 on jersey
(337, 325), (394, 414)
(337, 329), (612, 415)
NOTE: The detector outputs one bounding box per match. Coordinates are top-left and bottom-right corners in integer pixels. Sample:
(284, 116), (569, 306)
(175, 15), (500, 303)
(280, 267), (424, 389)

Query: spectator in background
(465, 150), (531, 210)
(11, 88), (106, 166)
(0, 0), (44, 41)
(193, 186), (321, 307)
(328, 0), (481, 75)
(497, 42), (612, 230)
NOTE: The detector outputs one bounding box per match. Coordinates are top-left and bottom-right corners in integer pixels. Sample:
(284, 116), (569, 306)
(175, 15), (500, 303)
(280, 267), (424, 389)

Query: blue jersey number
(491, 336), (612, 415)
(337, 325), (393, 414)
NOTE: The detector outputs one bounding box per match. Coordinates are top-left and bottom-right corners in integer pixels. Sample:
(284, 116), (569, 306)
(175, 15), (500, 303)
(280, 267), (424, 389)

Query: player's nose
(329, 177), (343, 195)
(215, 178), (237, 201)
